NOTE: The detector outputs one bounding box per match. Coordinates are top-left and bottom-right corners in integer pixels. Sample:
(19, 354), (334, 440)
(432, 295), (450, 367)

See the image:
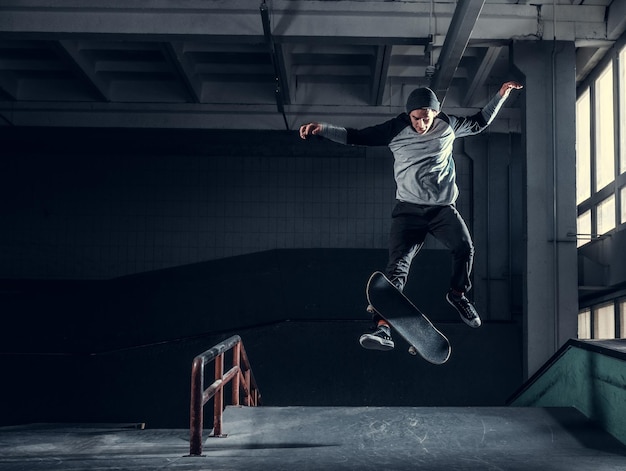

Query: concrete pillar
(511, 40), (579, 378)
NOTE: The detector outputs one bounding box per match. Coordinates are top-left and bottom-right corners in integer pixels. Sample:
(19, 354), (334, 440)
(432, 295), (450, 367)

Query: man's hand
(299, 122), (322, 139)
(499, 81), (523, 98)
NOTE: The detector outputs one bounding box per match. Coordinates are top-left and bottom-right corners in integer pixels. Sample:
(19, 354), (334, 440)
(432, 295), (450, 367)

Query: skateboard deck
(366, 271), (451, 365)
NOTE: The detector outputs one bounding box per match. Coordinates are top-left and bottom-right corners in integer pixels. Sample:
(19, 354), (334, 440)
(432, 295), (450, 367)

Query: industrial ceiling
(0, 0), (624, 131)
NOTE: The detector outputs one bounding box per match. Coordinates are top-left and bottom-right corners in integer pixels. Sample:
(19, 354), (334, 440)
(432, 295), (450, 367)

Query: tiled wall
(1, 136), (473, 280)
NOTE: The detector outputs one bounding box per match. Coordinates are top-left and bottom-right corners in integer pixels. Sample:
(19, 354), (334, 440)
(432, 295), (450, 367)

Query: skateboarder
(299, 81), (523, 350)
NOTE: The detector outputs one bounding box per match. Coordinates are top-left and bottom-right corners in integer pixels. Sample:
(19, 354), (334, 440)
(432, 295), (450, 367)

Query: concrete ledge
(509, 339), (626, 445)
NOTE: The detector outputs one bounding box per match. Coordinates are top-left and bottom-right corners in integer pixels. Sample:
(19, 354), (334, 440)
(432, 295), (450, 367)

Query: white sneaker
(359, 325), (395, 351)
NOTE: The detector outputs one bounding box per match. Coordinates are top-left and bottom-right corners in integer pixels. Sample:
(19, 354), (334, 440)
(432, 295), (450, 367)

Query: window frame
(579, 296), (626, 340)
(576, 38), (626, 245)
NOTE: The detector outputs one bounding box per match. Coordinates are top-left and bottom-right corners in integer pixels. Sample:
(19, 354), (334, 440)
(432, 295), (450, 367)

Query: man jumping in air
(299, 81), (523, 350)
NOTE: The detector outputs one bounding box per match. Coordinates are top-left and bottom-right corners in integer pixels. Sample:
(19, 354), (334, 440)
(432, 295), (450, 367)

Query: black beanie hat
(405, 87), (440, 113)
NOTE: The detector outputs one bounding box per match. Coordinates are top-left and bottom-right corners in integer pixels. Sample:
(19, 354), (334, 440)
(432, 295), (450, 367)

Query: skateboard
(366, 271), (451, 365)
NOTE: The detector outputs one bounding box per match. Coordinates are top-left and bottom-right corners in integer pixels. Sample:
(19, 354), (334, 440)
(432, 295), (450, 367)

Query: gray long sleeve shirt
(317, 92), (508, 206)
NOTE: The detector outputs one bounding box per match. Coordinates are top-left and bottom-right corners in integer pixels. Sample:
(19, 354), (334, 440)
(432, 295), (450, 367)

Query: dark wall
(0, 127), (394, 280)
(0, 127), (478, 281)
(0, 127), (522, 428)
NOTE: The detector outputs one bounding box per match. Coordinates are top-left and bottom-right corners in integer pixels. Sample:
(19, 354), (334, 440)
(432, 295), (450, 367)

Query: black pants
(385, 201), (474, 294)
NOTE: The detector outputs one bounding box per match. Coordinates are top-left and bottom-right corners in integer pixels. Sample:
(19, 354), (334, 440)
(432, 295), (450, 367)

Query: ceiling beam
(0, 100), (521, 133)
(0, 2), (609, 47)
(431, 0), (485, 104)
(261, 2), (290, 117)
(370, 45), (391, 106)
(575, 46), (611, 85)
(461, 46), (501, 107)
(55, 40), (111, 101)
(161, 41), (202, 103)
(607, 0), (626, 41)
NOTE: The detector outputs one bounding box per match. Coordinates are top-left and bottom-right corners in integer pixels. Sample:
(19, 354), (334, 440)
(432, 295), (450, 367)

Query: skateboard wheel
(408, 346), (417, 356)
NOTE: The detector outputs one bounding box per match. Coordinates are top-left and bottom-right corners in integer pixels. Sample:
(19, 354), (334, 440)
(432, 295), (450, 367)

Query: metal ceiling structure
(0, 0), (624, 131)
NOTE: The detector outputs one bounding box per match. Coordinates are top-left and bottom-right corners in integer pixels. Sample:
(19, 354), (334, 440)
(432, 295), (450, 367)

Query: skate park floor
(1, 406), (625, 470)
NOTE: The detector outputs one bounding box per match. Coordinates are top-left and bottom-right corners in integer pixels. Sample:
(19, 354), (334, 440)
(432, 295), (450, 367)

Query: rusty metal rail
(189, 335), (261, 456)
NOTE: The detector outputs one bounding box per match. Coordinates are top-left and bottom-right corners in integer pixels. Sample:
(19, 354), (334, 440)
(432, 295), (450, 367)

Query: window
(576, 43), (626, 246)
(597, 194), (616, 235)
(581, 299), (626, 340)
(576, 89), (591, 204)
(618, 47), (626, 174)
(578, 309), (591, 339)
(576, 42), (626, 341)
(595, 63), (615, 192)
(622, 187), (626, 225)
(577, 210), (591, 247)
(594, 303), (615, 339)
(620, 300), (626, 339)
